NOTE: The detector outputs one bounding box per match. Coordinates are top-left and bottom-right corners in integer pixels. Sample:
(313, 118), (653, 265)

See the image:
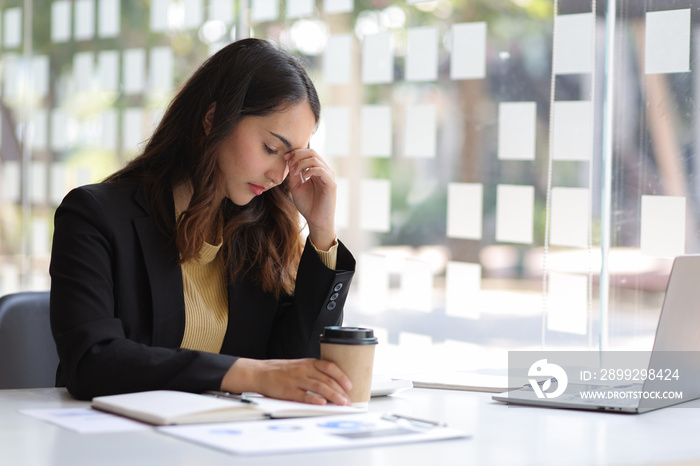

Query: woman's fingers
(290, 166), (335, 190)
(313, 359), (353, 392)
(249, 358), (352, 406)
(299, 392), (327, 405)
(297, 360), (351, 406)
(286, 150), (333, 178)
(283, 149), (338, 247)
(290, 161), (332, 184)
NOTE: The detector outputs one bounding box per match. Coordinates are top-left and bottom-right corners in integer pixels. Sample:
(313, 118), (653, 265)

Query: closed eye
(263, 144), (277, 155)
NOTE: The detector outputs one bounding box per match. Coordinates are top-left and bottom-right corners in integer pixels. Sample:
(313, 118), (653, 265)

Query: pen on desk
(382, 412), (447, 428)
(203, 390), (258, 405)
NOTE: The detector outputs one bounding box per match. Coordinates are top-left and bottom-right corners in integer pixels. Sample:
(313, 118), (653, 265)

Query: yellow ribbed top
(310, 237), (338, 270)
(174, 180), (340, 354)
(178, 237), (337, 353)
(179, 238), (229, 353)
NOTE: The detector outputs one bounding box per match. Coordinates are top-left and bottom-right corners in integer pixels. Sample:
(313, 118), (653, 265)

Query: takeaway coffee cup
(319, 326), (378, 408)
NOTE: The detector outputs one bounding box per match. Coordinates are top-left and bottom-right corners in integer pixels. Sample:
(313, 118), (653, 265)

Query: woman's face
(215, 101), (316, 206)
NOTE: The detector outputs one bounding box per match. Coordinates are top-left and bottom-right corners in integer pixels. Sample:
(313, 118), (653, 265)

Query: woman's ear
(203, 102), (216, 135)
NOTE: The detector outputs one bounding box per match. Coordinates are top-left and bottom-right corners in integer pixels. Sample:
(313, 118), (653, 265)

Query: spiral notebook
(92, 390), (362, 425)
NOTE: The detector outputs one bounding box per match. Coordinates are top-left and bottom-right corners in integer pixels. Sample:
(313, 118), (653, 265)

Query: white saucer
(370, 377), (413, 397)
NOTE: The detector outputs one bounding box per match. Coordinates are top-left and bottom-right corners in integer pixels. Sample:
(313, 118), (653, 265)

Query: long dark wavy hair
(106, 38), (320, 297)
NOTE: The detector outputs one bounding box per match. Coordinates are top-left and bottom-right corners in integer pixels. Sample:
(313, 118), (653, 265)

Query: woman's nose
(267, 159), (289, 186)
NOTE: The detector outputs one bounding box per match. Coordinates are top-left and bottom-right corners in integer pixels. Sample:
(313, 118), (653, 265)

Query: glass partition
(1, 0), (697, 377)
(605, 0), (699, 352)
(253, 0), (603, 374)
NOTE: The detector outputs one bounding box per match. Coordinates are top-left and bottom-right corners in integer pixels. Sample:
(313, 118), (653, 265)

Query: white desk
(2, 387), (700, 465)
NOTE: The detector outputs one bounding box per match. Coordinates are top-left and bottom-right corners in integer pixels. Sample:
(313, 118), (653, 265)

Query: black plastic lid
(319, 326), (378, 345)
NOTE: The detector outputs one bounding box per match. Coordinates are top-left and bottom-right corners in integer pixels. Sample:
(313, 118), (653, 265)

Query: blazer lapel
(133, 187), (186, 348)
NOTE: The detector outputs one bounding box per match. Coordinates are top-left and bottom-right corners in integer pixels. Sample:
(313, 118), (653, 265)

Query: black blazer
(49, 182), (355, 400)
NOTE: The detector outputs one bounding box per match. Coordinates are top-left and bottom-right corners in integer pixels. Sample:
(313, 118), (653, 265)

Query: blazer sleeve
(50, 186), (236, 400)
(266, 237), (355, 359)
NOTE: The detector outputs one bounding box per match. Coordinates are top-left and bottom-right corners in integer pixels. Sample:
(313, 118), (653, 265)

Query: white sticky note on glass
(32, 217), (51, 256)
(640, 195), (686, 257)
(645, 9), (690, 74)
(552, 101), (592, 161)
(358, 253), (389, 315)
(286, 0), (314, 19)
(150, 108), (166, 133)
(29, 271), (50, 291)
(73, 52), (94, 92)
(309, 121), (324, 153)
(1, 161), (21, 203)
(123, 48), (146, 94)
(2, 54), (19, 98)
(451, 22), (486, 80)
(251, 0), (279, 23)
(51, 1), (72, 43)
(30, 161), (48, 205)
(74, 0), (95, 41)
(445, 261), (481, 319)
(51, 109), (69, 151)
(324, 0), (352, 14)
(361, 105), (392, 157)
(50, 163), (69, 206)
(400, 259), (433, 313)
(547, 272), (587, 335)
(551, 187), (588, 248)
(209, 0), (234, 23)
(150, 47), (174, 91)
(323, 107), (350, 157)
(98, 0), (120, 38)
(100, 109), (119, 151)
(406, 27), (438, 82)
(404, 105), (436, 158)
(360, 179), (391, 232)
(335, 177), (350, 231)
(150, 0), (170, 32)
(362, 32), (393, 84)
(553, 13), (593, 75)
(496, 184), (534, 244)
(30, 109), (48, 150)
(4, 8), (22, 48)
(447, 182), (482, 240)
(181, 0), (202, 29)
(98, 50), (119, 92)
(1, 264), (21, 296)
(323, 34), (352, 85)
(75, 165), (93, 186)
(32, 55), (50, 98)
(498, 102), (536, 160)
(82, 114), (102, 148)
(122, 108), (144, 153)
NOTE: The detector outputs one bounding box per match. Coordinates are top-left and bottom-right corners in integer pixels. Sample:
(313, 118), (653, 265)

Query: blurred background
(1, 0), (697, 376)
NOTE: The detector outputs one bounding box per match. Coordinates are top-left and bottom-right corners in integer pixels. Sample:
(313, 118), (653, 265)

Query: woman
(49, 38), (355, 406)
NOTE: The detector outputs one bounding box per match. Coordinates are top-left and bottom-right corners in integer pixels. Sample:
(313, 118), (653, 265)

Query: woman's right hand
(220, 358), (353, 406)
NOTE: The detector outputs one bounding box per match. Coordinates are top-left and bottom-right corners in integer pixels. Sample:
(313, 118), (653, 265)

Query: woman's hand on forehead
(284, 149), (337, 250)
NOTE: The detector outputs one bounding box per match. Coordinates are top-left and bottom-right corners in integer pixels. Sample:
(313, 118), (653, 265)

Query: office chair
(0, 291), (58, 389)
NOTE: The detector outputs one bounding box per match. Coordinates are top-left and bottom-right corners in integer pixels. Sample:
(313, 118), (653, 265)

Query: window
(1, 0), (694, 377)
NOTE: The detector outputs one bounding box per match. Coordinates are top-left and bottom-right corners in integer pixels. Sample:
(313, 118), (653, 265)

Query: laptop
(493, 254), (700, 413)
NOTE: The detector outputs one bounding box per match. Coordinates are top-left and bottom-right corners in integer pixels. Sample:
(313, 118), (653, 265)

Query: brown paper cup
(319, 327), (378, 408)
